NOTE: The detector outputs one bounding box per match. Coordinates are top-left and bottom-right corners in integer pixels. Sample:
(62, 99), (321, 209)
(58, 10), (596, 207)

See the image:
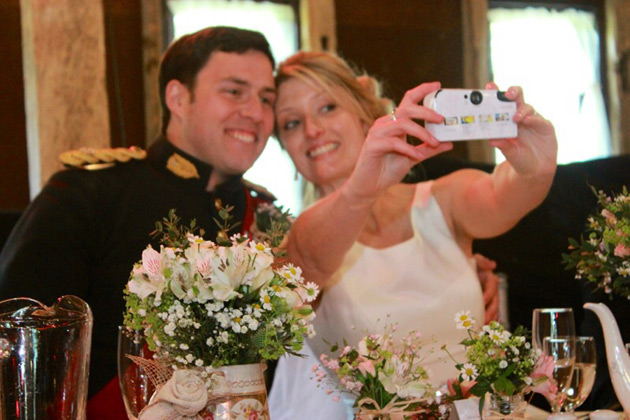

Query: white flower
(454, 310), (476, 329)
(499, 360), (508, 369)
(217, 331), (229, 344)
(259, 288), (273, 310)
(283, 289), (301, 309)
(484, 326), (510, 345)
(164, 322), (176, 337)
(297, 281), (320, 303)
(128, 247), (168, 300)
(278, 263), (303, 284)
(249, 240), (273, 256)
(378, 355), (429, 399)
(460, 363), (479, 381)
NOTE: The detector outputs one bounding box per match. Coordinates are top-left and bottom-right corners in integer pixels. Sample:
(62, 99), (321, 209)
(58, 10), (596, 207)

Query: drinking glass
(563, 336), (597, 412)
(532, 308), (576, 352)
(543, 336), (576, 413)
(117, 326), (155, 420)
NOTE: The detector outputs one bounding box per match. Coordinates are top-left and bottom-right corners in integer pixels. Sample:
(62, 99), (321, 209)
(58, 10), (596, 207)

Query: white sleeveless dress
(268, 182), (485, 419)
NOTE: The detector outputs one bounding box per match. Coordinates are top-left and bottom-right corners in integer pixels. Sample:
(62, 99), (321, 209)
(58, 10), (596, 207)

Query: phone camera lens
(470, 91), (483, 105)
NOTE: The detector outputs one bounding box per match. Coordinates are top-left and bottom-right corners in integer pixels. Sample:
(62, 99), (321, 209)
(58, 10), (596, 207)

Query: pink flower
(530, 355), (557, 400)
(601, 209), (617, 226)
(614, 243), (630, 258)
(447, 378), (476, 398)
(357, 359), (376, 377)
(340, 346), (352, 357)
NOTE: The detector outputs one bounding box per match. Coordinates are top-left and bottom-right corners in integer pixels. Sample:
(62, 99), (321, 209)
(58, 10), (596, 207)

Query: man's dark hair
(158, 26), (275, 135)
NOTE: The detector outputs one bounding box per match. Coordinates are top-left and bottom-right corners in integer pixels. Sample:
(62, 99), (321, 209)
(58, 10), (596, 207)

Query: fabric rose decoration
(139, 369), (208, 419)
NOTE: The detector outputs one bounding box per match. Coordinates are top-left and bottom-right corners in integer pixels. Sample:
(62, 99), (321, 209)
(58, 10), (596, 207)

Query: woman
(268, 51), (557, 418)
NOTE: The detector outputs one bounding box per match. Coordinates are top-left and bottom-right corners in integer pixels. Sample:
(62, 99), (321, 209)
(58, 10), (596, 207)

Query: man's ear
(165, 79), (190, 118)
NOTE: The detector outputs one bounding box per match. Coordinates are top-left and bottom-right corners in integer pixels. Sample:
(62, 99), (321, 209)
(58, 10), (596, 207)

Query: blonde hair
(275, 51), (394, 205)
(275, 51), (392, 133)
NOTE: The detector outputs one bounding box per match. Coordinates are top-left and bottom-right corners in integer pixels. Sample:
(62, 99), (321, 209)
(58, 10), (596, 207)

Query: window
(166, 0), (303, 214)
(488, 5), (611, 164)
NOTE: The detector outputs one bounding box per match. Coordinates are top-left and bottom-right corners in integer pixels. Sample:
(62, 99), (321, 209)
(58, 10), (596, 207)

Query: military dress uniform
(0, 138), (276, 418)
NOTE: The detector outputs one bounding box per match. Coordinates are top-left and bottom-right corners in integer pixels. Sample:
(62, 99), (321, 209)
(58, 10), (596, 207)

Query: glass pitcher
(0, 295), (93, 419)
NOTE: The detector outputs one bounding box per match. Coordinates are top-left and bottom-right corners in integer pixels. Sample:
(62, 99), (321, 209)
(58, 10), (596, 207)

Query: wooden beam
(20, 0), (110, 197)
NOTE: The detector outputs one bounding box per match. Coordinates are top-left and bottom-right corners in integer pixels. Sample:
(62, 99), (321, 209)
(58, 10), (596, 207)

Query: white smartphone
(422, 89), (518, 141)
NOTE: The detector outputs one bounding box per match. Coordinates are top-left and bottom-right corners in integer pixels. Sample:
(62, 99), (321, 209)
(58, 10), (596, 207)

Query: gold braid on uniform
(59, 146), (147, 170)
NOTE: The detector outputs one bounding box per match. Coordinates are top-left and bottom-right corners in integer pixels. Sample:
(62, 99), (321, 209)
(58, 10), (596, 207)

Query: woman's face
(275, 77), (368, 192)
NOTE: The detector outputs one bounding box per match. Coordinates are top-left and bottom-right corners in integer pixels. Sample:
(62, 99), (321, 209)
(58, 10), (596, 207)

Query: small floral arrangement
(123, 209), (319, 370)
(563, 186), (630, 299)
(314, 321), (447, 419)
(448, 312), (554, 411)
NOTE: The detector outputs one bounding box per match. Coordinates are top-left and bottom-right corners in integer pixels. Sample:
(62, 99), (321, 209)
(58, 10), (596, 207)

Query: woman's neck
(358, 183), (416, 248)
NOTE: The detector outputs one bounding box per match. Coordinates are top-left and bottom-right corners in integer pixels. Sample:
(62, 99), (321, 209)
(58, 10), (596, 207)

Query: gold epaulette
(59, 146), (147, 170)
(242, 178), (276, 201)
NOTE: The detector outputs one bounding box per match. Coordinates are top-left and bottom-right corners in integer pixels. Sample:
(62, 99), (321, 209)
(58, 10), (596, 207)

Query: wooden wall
(0, 0), (29, 211)
(103, 0), (146, 149)
(336, 1), (463, 103)
(335, 0), (469, 159)
(0, 0), (146, 212)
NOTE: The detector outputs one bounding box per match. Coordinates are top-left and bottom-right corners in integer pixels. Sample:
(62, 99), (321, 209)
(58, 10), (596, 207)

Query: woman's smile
(307, 142), (339, 159)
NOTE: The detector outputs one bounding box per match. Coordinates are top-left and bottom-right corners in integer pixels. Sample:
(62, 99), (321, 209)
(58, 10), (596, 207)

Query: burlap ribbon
(356, 395), (430, 418)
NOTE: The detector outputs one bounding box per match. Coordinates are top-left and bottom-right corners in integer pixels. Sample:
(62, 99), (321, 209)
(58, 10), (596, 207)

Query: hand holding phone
(423, 89), (518, 141)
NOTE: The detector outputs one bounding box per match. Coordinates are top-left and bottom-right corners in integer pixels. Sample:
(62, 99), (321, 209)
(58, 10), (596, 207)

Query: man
(0, 26), (277, 418)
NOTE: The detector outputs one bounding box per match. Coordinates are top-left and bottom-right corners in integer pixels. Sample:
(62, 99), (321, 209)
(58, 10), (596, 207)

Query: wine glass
(543, 336), (576, 413)
(562, 336), (597, 412)
(117, 326), (155, 419)
(532, 308), (576, 352)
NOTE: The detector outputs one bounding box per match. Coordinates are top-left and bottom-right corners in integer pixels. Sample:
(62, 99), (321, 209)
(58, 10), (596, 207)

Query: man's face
(171, 50), (276, 185)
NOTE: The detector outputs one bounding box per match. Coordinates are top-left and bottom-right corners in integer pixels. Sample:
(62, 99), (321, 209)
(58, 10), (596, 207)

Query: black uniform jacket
(0, 138), (275, 398)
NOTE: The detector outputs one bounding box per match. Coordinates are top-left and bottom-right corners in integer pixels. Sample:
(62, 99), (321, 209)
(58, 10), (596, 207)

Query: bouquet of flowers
(448, 312), (554, 414)
(563, 186), (630, 299)
(124, 210), (318, 367)
(314, 322), (447, 419)
(122, 210), (318, 418)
